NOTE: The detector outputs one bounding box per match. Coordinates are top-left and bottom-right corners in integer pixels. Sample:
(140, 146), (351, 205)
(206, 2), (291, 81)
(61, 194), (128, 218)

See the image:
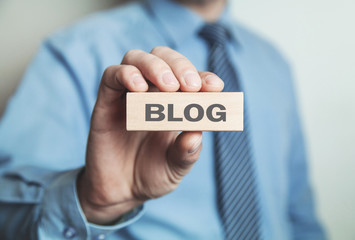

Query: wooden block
(126, 92), (243, 131)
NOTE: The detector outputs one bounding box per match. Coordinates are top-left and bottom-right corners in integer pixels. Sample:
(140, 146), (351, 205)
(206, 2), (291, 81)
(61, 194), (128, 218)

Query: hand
(77, 46), (224, 224)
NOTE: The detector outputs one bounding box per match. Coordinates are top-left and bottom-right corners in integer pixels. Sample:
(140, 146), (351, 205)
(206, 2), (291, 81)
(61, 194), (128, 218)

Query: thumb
(167, 131), (203, 179)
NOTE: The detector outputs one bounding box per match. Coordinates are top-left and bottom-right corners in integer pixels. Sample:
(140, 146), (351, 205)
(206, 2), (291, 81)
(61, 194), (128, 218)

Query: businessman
(0, 0), (326, 239)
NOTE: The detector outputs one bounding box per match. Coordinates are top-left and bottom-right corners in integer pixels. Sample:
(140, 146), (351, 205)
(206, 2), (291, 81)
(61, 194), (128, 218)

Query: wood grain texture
(126, 92), (243, 131)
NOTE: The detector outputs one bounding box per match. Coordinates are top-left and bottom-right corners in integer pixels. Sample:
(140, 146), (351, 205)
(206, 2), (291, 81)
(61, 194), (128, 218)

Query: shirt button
(63, 226), (77, 239)
(95, 234), (106, 240)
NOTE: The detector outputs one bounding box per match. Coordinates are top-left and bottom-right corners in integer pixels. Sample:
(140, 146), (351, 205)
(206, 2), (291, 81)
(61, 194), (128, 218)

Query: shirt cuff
(40, 168), (144, 240)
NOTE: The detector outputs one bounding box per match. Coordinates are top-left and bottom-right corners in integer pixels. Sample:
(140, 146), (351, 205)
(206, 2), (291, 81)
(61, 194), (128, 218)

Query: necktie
(199, 23), (261, 240)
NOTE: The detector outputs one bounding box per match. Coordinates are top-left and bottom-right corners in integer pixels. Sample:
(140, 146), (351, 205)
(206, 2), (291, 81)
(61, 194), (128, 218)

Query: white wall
(231, 0), (355, 239)
(0, 0), (354, 239)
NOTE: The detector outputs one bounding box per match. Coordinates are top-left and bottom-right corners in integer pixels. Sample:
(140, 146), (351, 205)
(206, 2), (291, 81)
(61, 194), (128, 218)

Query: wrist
(77, 169), (142, 225)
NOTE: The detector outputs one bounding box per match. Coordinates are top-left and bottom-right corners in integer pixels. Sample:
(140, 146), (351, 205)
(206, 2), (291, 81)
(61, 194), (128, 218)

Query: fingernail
(205, 74), (222, 86)
(184, 71), (201, 88)
(162, 71), (179, 86)
(132, 74), (147, 87)
(188, 137), (202, 154)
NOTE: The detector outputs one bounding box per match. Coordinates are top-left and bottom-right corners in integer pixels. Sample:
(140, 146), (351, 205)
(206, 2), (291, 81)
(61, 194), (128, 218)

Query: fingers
(122, 49), (180, 92)
(149, 47), (224, 92)
(122, 46), (223, 93)
(151, 46), (201, 92)
(199, 71), (224, 92)
(167, 131), (203, 178)
(98, 46), (225, 109)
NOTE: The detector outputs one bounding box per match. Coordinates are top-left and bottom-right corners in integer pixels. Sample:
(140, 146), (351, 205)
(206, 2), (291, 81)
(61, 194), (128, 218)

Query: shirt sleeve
(286, 69), (327, 240)
(0, 36), (144, 239)
(0, 167), (144, 240)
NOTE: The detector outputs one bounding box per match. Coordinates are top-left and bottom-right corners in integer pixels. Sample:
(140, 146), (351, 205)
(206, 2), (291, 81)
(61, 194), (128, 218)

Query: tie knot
(199, 23), (229, 46)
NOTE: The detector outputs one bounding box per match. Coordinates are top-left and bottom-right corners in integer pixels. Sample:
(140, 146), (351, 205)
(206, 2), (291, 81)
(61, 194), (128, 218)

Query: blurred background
(0, 0), (354, 239)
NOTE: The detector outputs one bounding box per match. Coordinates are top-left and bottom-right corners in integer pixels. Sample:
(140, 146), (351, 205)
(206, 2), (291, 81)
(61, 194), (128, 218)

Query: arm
(0, 41), (142, 239)
(0, 40), (224, 238)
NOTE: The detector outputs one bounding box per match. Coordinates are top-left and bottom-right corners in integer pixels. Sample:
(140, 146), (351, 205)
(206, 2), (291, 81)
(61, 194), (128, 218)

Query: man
(0, 0), (326, 239)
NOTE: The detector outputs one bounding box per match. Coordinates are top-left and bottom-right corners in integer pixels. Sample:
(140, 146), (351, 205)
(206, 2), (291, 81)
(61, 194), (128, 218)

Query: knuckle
(170, 58), (196, 75)
(171, 57), (189, 67)
(148, 67), (169, 80)
(103, 65), (115, 75)
(148, 57), (169, 74)
(121, 65), (139, 79)
(102, 65), (119, 80)
(114, 66), (125, 81)
(149, 57), (164, 67)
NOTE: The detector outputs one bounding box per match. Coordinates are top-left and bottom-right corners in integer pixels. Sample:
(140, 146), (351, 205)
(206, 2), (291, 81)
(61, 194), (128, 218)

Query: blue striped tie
(199, 23), (261, 240)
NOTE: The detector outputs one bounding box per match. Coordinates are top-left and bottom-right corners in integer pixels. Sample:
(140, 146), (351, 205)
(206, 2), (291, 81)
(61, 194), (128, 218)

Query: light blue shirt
(0, 0), (326, 239)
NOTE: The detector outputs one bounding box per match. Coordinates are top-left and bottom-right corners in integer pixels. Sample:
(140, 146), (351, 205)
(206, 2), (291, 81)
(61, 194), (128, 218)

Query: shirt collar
(145, 0), (238, 48)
